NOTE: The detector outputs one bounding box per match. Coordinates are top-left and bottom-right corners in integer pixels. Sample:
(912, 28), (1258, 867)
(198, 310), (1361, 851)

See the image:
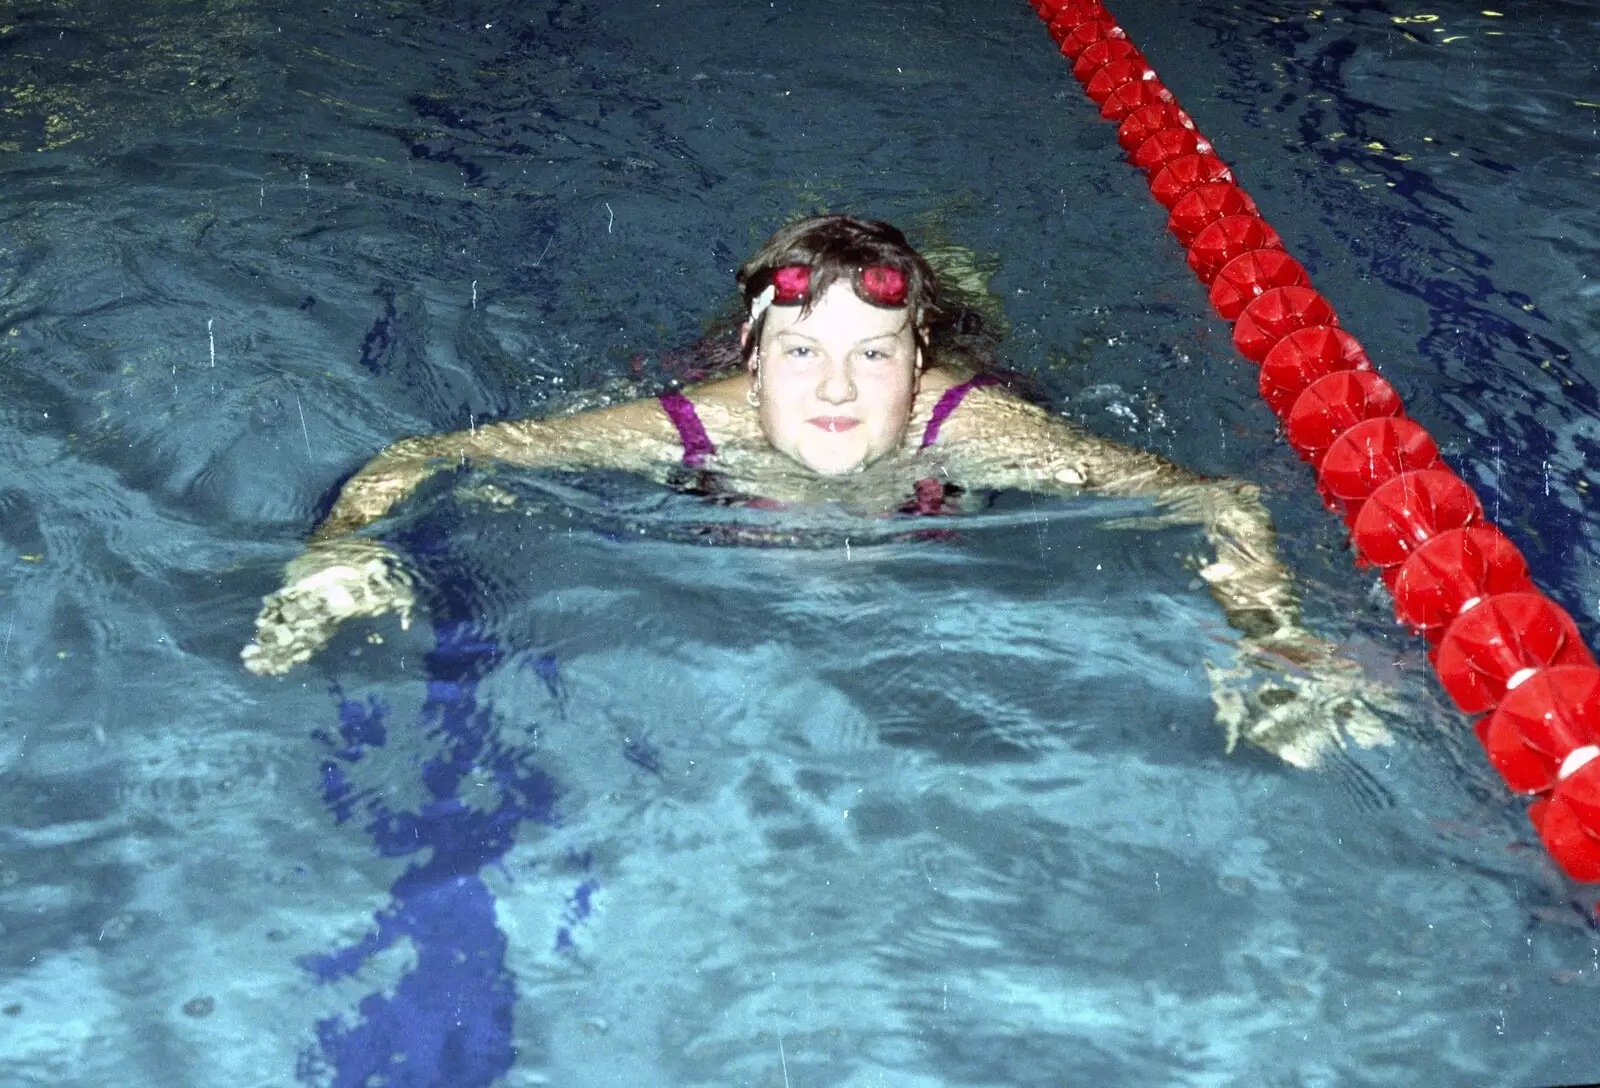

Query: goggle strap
(747, 284), (777, 326)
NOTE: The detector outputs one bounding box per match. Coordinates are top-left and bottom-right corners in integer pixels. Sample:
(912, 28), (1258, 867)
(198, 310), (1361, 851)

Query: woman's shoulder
(913, 367), (1047, 430)
(919, 374), (1094, 466)
(682, 372), (752, 409)
(672, 373), (765, 443)
(918, 364), (973, 397)
(907, 364), (975, 422)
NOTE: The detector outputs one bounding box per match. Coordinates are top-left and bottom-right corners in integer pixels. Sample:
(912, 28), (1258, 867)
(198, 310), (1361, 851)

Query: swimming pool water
(2, 0), (1598, 1085)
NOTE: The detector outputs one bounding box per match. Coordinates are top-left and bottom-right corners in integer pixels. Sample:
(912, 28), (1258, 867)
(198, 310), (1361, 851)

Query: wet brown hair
(736, 215), (941, 363)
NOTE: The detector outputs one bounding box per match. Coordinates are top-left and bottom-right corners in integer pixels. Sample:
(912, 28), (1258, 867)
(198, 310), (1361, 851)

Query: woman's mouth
(808, 416), (860, 433)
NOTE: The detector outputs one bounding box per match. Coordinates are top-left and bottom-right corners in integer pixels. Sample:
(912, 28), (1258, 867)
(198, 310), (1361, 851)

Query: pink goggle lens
(859, 265), (907, 306)
(771, 265), (811, 303)
(766, 264), (908, 308)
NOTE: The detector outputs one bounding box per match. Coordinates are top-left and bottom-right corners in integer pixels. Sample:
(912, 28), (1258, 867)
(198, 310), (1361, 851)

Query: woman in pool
(243, 215), (1388, 766)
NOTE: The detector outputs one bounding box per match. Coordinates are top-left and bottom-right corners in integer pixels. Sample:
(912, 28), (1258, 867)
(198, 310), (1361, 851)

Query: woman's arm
(934, 387), (1395, 768)
(243, 397), (684, 676)
(932, 385), (1393, 767)
(933, 386), (1299, 637)
(311, 398), (686, 543)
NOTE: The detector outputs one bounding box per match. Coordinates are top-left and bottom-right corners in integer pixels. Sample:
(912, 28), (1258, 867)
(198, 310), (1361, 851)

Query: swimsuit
(658, 374), (999, 516)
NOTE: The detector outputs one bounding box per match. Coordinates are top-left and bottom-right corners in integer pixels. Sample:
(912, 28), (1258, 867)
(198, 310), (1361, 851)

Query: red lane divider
(1350, 468), (1483, 574)
(1118, 103), (1196, 154)
(1392, 526), (1535, 643)
(1284, 370), (1402, 465)
(1073, 38), (1143, 82)
(1187, 217), (1283, 286)
(1318, 418), (1442, 526)
(1436, 593), (1595, 714)
(1258, 327), (1370, 416)
(1028, 0), (1600, 882)
(1168, 183), (1261, 247)
(1483, 666), (1600, 794)
(1210, 250), (1308, 320)
(1233, 286), (1339, 363)
(1135, 133), (1215, 178)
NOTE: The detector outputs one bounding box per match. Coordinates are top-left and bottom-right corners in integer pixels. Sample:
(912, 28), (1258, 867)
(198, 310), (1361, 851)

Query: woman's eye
(786, 346), (813, 359)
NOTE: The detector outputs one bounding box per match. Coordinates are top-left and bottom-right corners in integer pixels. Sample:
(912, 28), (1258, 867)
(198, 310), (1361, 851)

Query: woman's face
(751, 281), (921, 476)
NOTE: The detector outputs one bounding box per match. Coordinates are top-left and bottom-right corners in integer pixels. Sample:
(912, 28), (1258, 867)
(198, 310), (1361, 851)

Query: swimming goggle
(749, 264), (909, 324)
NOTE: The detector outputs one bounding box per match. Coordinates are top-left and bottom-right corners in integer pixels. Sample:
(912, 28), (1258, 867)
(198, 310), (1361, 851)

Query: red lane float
(1168, 184), (1260, 247)
(1283, 370), (1403, 465)
(1046, 3), (1106, 44)
(1258, 327), (1370, 417)
(1030, 1), (1600, 882)
(1073, 38), (1143, 83)
(1316, 418), (1442, 525)
(1100, 79), (1175, 122)
(1481, 666), (1600, 794)
(1233, 286), (1339, 363)
(1209, 249), (1309, 320)
(1154, 156), (1235, 216)
(1391, 526), (1535, 643)
(1435, 594), (1595, 715)
(1139, 132), (1209, 176)
(1061, 20), (1124, 61)
(1349, 468), (1483, 573)
(1117, 103), (1194, 153)
(1533, 774), (1600, 883)
(1086, 58), (1159, 105)
(1186, 219), (1283, 286)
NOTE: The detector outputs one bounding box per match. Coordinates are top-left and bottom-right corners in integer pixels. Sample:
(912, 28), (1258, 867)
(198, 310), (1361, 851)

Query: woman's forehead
(765, 282), (910, 340)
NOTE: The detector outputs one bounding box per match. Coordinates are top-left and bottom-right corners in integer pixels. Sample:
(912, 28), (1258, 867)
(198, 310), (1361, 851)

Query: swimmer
(242, 215), (1391, 766)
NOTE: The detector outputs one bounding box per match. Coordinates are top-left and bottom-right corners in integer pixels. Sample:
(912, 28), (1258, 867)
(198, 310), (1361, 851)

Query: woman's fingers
(241, 548), (417, 676)
(1207, 634), (1398, 768)
(242, 581), (346, 676)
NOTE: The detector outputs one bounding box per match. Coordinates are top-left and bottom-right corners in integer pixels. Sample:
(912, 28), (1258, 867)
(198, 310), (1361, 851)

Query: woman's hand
(1205, 625), (1397, 769)
(241, 538), (416, 677)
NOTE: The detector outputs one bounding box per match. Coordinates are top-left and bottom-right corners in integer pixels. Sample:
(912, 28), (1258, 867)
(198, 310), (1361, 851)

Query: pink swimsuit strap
(919, 373), (999, 450)
(658, 391), (716, 467)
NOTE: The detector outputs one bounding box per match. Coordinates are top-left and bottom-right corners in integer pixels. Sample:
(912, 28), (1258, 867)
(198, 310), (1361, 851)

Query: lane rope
(1029, 0), (1600, 882)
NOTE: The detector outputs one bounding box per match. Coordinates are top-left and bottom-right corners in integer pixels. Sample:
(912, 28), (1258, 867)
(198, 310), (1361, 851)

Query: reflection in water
(0, 0), (263, 151)
(300, 612), (571, 1086)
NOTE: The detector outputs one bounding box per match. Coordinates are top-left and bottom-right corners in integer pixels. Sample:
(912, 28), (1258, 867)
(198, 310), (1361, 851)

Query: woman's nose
(816, 357), (856, 403)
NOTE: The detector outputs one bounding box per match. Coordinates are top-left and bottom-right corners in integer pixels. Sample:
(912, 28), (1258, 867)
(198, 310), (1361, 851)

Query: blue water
(2, 0), (1598, 1085)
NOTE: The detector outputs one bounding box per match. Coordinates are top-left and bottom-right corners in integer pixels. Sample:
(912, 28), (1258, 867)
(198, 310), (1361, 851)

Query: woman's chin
(789, 440), (870, 477)
(801, 455), (865, 477)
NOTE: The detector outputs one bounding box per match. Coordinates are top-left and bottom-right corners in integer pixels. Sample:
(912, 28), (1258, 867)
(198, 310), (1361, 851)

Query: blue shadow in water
(295, 616), (567, 1087)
